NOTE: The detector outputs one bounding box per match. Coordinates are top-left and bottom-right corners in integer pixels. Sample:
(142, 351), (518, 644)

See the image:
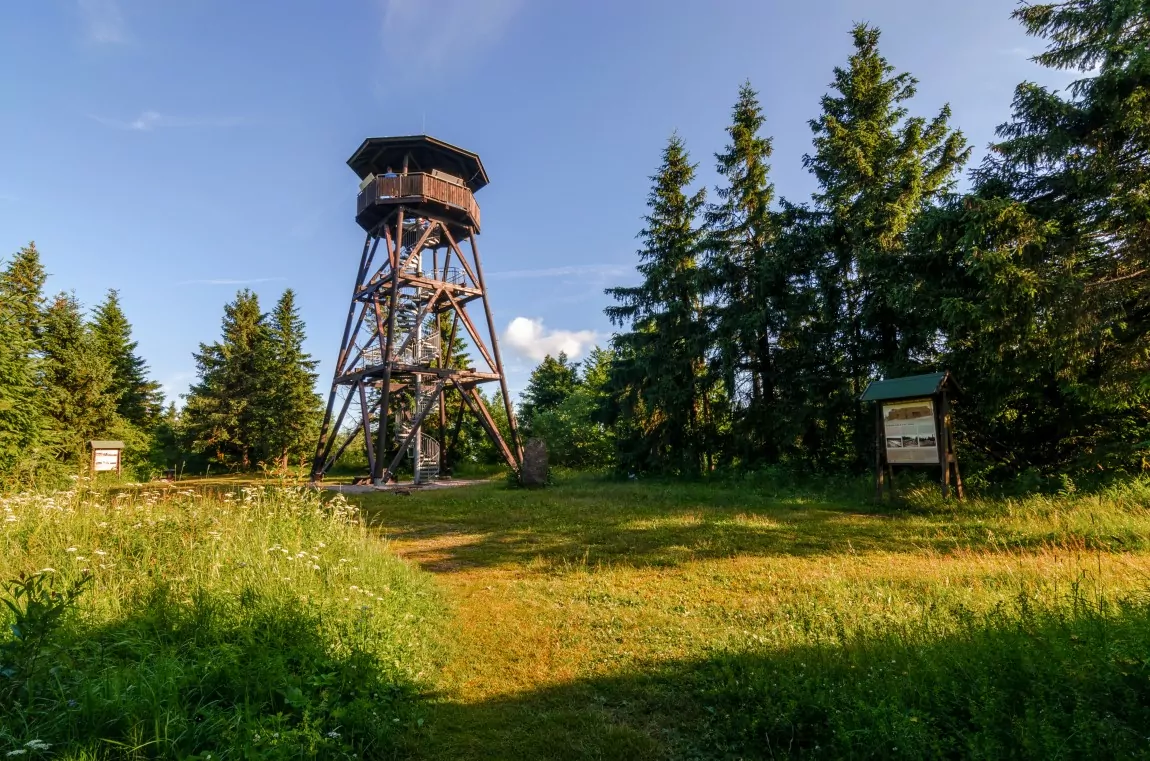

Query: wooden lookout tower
(311, 135), (522, 485)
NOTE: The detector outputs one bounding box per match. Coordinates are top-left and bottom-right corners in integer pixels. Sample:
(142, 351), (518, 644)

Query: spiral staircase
(358, 222), (444, 482)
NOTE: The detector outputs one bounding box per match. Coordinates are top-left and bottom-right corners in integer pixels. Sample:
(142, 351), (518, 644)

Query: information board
(93, 449), (121, 472)
(882, 399), (939, 464)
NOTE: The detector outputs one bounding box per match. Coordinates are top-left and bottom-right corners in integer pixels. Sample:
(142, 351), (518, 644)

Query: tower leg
(312, 233), (376, 481)
(469, 233), (523, 466)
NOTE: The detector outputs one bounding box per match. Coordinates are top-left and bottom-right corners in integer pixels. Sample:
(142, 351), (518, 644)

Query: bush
(0, 485), (441, 758)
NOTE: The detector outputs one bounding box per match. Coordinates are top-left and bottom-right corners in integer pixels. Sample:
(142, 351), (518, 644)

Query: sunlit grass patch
(0, 485), (441, 758)
(353, 473), (1150, 759)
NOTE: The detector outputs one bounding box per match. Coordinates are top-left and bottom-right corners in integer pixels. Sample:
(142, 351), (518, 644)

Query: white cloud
(177, 277), (285, 286)
(78, 0), (127, 44)
(380, 0), (523, 70)
(90, 111), (248, 131)
(502, 317), (600, 362)
(486, 264), (630, 281)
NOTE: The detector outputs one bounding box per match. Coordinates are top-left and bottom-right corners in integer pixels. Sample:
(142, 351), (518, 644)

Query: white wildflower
(66, 547), (77, 552)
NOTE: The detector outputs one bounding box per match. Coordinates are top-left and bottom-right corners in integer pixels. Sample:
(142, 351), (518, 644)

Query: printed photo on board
(882, 400), (939, 464)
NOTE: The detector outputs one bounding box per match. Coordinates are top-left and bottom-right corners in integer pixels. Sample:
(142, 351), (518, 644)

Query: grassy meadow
(356, 474), (1150, 759)
(0, 483), (441, 759)
(3, 473), (1150, 758)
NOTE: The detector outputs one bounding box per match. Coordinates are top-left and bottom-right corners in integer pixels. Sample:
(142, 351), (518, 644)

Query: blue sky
(0, 0), (1080, 402)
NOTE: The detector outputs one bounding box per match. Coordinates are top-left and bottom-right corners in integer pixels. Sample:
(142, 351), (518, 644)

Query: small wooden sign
(89, 440), (125, 475)
(861, 372), (963, 500)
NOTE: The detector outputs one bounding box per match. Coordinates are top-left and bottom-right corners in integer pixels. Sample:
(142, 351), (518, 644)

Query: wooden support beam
(440, 226), (481, 290)
(358, 383), (376, 476)
(442, 288), (498, 373)
(458, 381), (517, 470)
(312, 234), (375, 480)
(317, 388), (355, 475)
(469, 232), (523, 464)
(390, 286), (446, 362)
(395, 219), (442, 277)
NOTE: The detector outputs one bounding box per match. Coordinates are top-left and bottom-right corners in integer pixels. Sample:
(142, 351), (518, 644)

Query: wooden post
(874, 403), (885, 502)
(947, 394), (964, 500)
(939, 390), (951, 499)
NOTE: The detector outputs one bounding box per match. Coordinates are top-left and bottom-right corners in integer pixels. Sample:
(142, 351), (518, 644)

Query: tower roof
(347, 135), (489, 192)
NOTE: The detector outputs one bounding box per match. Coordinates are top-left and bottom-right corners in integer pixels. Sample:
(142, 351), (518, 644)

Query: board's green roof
(89, 440), (125, 449)
(860, 372), (956, 402)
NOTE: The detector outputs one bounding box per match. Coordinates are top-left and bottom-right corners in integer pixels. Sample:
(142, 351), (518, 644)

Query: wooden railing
(357, 172), (481, 229)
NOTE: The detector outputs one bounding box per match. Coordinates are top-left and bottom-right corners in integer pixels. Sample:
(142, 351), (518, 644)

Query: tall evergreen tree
(91, 290), (164, 430)
(704, 82), (783, 466)
(605, 134), (713, 475)
(265, 289), (321, 469)
(0, 244), (47, 478)
(921, 0), (1150, 474)
(0, 289), (41, 479)
(40, 292), (120, 462)
(519, 352), (580, 429)
(183, 290), (275, 469)
(801, 23), (968, 470)
(0, 242), (47, 344)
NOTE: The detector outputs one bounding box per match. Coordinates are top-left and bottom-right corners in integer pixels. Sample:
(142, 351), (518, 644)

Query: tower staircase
(395, 381), (441, 483)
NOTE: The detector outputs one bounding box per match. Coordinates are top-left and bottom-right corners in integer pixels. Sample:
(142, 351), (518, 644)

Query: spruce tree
(41, 292), (121, 462)
(704, 82), (783, 466)
(0, 244), (47, 478)
(183, 290), (275, 469)
(0, 289), (41, 479)
(265, 289), (321, 469)
(606, 134), (712, 475)
(0, 242), (47, 344)
(924, 0), (1150, 473)
(519, 352), (580, 429)
(802, 23), (968, 470)
(91, 290), (164, 430)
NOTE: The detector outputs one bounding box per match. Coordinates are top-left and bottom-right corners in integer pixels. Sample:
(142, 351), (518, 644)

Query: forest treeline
(0, 243), (513, 485)
(2, 1), (1145, 488)
(521, 4), (1149, 484)
(0, 245), (327, 485)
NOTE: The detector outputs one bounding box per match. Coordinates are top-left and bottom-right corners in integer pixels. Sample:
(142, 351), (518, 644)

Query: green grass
(5, 474), (1150, 758)
(0, 485), (441, 759)
(347, 474), (1150, 759)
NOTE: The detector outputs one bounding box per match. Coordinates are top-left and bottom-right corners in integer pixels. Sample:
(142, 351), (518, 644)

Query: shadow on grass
(351, 476), (1146, 572)
(405, 596), (1150, 760)
(1, 585), (425, 758)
